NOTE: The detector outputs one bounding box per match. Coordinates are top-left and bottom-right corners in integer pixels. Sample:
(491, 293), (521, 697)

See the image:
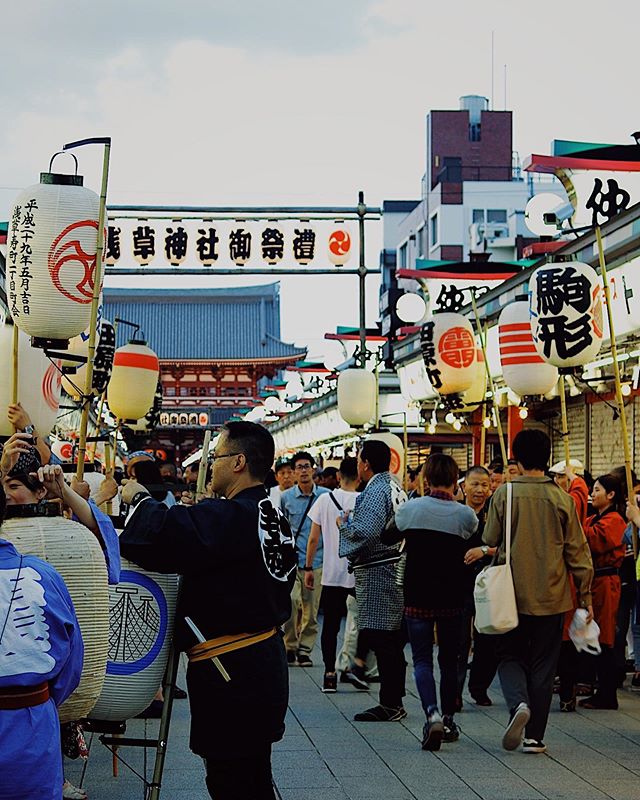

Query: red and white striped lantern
(421, 313), (476, 395)
(6, 168), (100, 348)
(107, 339), (159, 421)
(499, 301), (558, 396)
(0, 321), (61, 437)
(327, 227), (352, 266)
(529, 262), (603, 368)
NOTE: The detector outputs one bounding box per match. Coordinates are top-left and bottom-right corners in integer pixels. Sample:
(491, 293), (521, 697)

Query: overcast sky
(2, 0), (636, 359)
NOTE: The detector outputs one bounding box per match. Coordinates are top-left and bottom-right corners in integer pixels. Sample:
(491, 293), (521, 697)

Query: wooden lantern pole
(11, 322), (19, 415)
(470, 291), (508, 467)
(558, 374), (572, 467)
(595, 226), (638, 557)
(196, 430), (212, 501)
(61, 138), (111, 482)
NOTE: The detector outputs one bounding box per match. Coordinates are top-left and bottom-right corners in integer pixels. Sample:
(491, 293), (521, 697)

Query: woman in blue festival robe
(0, 484), (84, 800)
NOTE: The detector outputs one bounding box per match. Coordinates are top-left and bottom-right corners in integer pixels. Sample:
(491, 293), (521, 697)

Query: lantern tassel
(595, 226), (638, 558)
(470, 291), (508, 468)
(75, 139), (111, 482)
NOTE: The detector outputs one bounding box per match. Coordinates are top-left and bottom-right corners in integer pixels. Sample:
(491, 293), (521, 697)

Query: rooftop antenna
(490, 31), (495, 109)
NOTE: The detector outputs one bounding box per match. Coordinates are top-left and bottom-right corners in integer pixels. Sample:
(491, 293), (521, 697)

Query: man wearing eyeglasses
(119, 421), (296, 800)
(280, 452), (328, 666)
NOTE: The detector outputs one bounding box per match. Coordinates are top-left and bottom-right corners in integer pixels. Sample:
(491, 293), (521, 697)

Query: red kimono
(584, 508), (626, 647)
(562, 477), (590, 641)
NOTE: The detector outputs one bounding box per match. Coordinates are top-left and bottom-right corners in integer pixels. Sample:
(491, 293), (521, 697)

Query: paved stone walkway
(67, 648), (640, 799)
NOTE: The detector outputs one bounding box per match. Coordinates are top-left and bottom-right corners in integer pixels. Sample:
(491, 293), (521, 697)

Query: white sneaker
(523, 738), (547, 753)
(502, 702), (531, 751)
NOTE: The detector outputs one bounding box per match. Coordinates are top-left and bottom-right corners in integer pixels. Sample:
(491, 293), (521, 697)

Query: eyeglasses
(208, 452), (242, 463)
(294, 464), (313, 471)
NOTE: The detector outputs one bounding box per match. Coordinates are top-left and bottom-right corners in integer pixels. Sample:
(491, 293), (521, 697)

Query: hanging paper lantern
(61, 319), (116, 399)
(1, 515), (109, 723)
(108, 339), (159, 422)
(6, 167), (100, 348)
(499, 301), (559, 396)
(328, 227), (352, 266)
(367, 432), (404, 478)
(125, 378), (163, 432)
(529, 262), (603, 368)
(337, 368), (376, 426)
(420, 313), (476, 395)
(0, 321), (61, 437)
(88, 562), (179, 722)
(460, 349), (487, 412)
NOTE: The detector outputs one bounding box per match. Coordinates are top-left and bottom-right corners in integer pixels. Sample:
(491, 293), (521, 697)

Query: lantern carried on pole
(498, 301), (558, 397)
(337, 368), (376, 427)
(6, 154), (101, 349)
(0, 320), (61, 437)
(107, 338), (159, 422)
(61, 319), (116, 399)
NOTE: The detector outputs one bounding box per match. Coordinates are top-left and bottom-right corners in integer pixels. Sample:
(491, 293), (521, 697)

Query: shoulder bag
(473, 481), (519, 634)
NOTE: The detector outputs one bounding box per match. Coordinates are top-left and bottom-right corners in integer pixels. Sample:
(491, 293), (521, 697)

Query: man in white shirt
(305, 457), (363, 693)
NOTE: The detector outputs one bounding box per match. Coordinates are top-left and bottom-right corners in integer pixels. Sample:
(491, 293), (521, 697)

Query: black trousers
(359, 628), (406, 708)
(320, 586), (353, 672)
(457, 594), (499, 697)
(495, 613), (563, 741)
(205, 750), (275, 800)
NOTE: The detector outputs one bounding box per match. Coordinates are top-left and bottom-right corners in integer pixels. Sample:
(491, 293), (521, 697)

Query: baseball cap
(549, 459), (584, 476)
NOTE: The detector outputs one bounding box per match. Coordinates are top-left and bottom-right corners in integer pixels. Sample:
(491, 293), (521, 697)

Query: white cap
(549, 459), (584, 476)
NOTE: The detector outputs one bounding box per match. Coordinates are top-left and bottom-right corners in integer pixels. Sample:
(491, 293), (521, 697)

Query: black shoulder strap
(294, 495), (316, 539)
(328, 490), (343, 512)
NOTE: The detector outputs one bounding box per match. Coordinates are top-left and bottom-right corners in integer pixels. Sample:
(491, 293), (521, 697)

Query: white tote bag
(473, 481), (519, 635)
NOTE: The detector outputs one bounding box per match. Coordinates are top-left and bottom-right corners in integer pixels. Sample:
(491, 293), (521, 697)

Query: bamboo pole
(11, 323), (19, 421)
(196, 430), (212, 501)
(402, 412), (408, 492)
(595, 226), (638, 557)
(76, 141), (111, 481)
(558, 374), (571, 467)
(470, 291), (508, 467)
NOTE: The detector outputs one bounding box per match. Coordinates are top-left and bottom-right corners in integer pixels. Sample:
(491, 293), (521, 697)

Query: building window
(472, 209), (485, 224)
(469, 123), (481, 142)
(399, 243), (407, 268)
(487, 209), (507, 223)
(416, 226), (424, 258)
(430, 213), (438, 247)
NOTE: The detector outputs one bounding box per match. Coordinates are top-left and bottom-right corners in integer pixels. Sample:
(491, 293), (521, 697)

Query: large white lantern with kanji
(107, 339), (159, 422)
(529, 262), (603, 368)
(420, 313), (476, 395)
(61, 320), (116, 400)
(6, 168), (100, 348)
(499, 301), (558, 396)
(337, 368), (376, 426)
(0, 321), (61, 437)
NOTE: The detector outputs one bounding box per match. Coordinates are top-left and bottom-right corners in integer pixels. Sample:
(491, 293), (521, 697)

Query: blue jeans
(406, 614), (463, 717)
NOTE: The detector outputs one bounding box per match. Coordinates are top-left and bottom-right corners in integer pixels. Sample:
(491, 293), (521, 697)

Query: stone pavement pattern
(67, 648), (640, 800)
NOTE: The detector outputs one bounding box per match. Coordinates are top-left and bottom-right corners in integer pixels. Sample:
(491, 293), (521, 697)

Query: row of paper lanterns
(337, 260), (603, 427)
(2, 166), (161, 434)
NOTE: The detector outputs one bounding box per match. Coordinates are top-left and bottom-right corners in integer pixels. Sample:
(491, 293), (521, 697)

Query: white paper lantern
(529, 261), (603, 368)
(6, 170), (100, 347)
(337, 368), (376, 426)
(366, 431), (404, 478)
(89, 561), (178, 722)
(396, 293), (427, 324)
(499, 301), (559, 396)
(108, 339), (159, 421)
(0, 322), (61, 437)
(1, 515), (109, 723)
(327, 227), (352, 266)
(62, 319), (116, 400)
(420, 313), (476, 395)
(460, 349), (487, 412)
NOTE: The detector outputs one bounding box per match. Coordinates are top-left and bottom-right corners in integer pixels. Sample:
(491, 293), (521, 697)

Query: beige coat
(483, 475), (593, 616)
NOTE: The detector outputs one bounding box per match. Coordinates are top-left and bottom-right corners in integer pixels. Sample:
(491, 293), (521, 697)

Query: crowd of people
(2, 407), (640, 798)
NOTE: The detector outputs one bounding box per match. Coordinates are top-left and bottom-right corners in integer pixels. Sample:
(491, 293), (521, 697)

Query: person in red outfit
(551, 461), (591, 711)
(579, 474), (627, 710)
